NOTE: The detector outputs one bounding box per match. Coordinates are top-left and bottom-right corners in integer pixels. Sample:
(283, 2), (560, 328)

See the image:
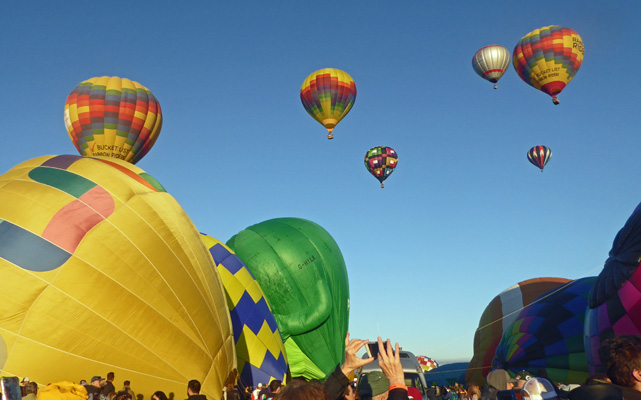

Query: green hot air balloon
(227, 218), (350, 380)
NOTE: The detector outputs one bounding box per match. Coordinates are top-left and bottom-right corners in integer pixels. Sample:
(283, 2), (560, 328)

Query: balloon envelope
(300, 68), (356, 139)
(201, 234), (288, 391)
(527, 146), (552, 172)
(0, 155), (234, 399)
(364, 146), (398, 188)
(513, 26), (584, 104)
(64, 76), (162, 163)
(493, 277), (596, 384)
(466, 278), (571, 385)
(472, 45), (511, 88)
(585, 201), (641, 374)
(227, 218), (350, 380)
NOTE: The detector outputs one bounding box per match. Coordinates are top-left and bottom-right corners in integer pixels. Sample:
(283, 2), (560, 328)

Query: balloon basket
(327, 133), (334, 140)
(381, 184), (384, 188)
(494, 85), (498, 90)
(552, 97), (560, 105)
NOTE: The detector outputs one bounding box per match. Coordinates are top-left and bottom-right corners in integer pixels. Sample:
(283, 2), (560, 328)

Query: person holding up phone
(323, 333), (409, 400)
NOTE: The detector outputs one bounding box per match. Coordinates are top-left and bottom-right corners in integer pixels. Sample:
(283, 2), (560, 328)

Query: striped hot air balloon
(472, 45), (511, 89)
(527, 146), (552, 172)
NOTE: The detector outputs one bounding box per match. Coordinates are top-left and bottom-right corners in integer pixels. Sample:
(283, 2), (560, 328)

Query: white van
(356, 348), (428, 400)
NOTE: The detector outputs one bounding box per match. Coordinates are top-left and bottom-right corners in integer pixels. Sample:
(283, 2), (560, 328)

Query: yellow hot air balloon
(513, 26), (584, 104)
(0, 155), (235, 399)
(300, 68), (357, 139)
(64, 76), (162, 163)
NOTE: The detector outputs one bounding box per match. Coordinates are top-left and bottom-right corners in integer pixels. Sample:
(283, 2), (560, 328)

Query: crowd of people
(5, 335), (641, 400)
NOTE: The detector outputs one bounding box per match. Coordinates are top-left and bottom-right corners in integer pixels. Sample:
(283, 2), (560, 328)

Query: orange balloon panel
(0, 155), (235, 399)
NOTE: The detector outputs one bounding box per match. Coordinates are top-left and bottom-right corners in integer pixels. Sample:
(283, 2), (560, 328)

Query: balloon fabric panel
(585, 200), (641, 374)
(202, 234), (288, 391)
(64, 77), (162, 164)
(513, 26), (584, 104)
(465, 278), (570, 385)
(0, 155), (235, 399)
(493, 277), (595, 384)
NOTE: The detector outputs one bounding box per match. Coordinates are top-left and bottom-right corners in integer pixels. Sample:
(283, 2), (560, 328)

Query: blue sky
(2, 2), (641, 363)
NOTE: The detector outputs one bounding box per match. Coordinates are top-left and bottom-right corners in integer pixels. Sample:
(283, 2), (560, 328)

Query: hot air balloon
(300, 68), (356, 139)
(472, 45), (511, 89)
(227, 218), (350, 381)
(585, 200), (641, 374)
(364, 146), (398, 188)
(527, 146), (552, 172)
(417, 356), (439, 372)
(64, 76), (162, 163)
(513, 26), (584, 105)
(493, 277), (596, 384)
(0, 155), (234, 400)
(465, 278), (571, 386)
(201, 234), (289, 391)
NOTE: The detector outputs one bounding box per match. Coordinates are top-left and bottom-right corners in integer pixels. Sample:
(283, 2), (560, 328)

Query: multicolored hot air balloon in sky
(527, 146), (552, 172)
(0, 155), (234, 399)
(227, 218), (350, 381)
(472, 45), (511, 89)
(364, 146), (398, 188)
(513, 26), (584, 105)
(466, 278), (571, 386)
(201, 234), (289, 391)
(417, 356), (439, 372)
(493, 277), (595, 384)
(64, 76), (163, 163)
(585, 200), (641, 374)
(300, 68), (356, 139)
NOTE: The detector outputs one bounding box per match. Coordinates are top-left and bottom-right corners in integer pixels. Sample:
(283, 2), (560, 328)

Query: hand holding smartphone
(365, 340), (393, 359)
(1, 377), (22, 400)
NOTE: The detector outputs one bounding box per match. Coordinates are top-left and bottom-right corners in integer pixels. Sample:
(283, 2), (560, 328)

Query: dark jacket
(323, 365), (350, 400)
(188, 395), (207, 400)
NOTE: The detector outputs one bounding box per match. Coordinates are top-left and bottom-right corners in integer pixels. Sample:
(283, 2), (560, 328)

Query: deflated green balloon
(227, 218), (349, 380)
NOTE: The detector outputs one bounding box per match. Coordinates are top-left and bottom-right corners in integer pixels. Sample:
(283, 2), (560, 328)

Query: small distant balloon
(527, 146), (552, 172)
(64, 76), (162, 164)
(364, 146), (398, 188)
(472, 45), (511, 89)
(300, 68), (356, 139)
(513, 26), (584, 105)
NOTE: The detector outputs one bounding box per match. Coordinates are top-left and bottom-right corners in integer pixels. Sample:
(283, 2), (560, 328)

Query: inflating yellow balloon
(0, 155), (235, 399)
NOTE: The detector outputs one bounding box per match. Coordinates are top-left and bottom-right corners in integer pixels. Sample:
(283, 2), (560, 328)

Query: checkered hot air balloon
(364, 146), (398, 188)
(64, 76), (162, 164)
(300, 68), (356, 139)
(513, 26), (584, 105)
(527, 146), (552, 172)
(472, 45), (511, 89)
(417, 356), (439, 372)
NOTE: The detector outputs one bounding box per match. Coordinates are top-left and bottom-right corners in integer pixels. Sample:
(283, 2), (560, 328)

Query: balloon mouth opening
(322, 119), (338, 129)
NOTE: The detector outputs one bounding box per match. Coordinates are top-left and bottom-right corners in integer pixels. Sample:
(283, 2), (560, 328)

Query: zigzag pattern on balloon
(205, 240), (288, 389)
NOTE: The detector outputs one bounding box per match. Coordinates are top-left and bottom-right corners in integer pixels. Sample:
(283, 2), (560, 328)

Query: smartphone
(1, 377), (22, 400)
(365, 341), (393, 358)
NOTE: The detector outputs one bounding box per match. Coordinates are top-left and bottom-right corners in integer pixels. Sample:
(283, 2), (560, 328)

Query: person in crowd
(188, 380), (207, 400)
(113, 392), (132, 400)
(251, 384), (262, 400)
(407, 387), (422, 400)
(277, 380), (330, 400)
(598, 335), (641, 399)
(260, 380), (280, 400)
(342, 384), (356, 400)
(84, 376), (104, 400)
(102, 373), (116, 397)
(151, 391), (168, 400)
(467, 384), (482, 400)
(482, 369), (517, 400)
(225, 382), (242, 400)
(121, 380), (134, 400)
(21, 382), (37, 400)
(243, 386), (252, 400)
